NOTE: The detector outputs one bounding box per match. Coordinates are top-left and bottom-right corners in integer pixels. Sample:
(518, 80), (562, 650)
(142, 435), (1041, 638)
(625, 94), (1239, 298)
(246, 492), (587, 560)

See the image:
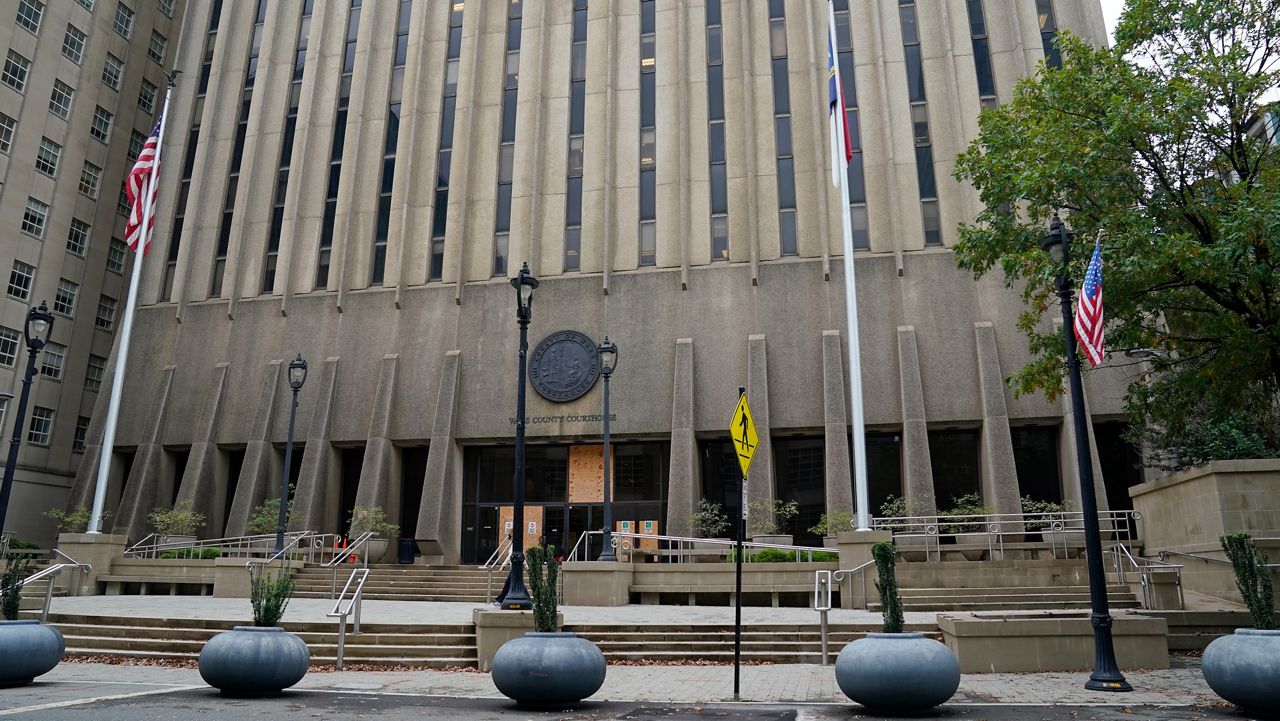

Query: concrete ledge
(473, 607), (563, 671)
(938, 610), (1169, 674)
(561, 561), (632, 606)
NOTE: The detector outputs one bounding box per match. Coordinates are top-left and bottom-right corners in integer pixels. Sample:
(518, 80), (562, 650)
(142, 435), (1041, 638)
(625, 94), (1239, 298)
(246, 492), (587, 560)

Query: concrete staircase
(871, 558), (1142, 612)
(873, 584), (1141, 612)
(292, 564), (495, 603)
(34, 612), (478, 668)
(564, 622), (939, 664)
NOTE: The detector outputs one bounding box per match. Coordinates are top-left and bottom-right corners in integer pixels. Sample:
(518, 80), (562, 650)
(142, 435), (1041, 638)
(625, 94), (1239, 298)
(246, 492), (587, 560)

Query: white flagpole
(828, 2), (871, 531)
(88, 79), (175, 534)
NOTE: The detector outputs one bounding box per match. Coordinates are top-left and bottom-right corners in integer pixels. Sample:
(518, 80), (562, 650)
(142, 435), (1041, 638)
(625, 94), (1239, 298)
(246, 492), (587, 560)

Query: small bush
(2, 554), (33, 620)
(245, 496), (293, 536)
(348, 506), (399, 538)
(158, 547), (221, 560)
(1019, 497), (1072, 531)
(6, 538), (39, 550)
(747, 499), (799, 537)
(689, 499), (730, 538)
(938, 493), (990, 534)
(809, 510), (855, 537)
(44, 504), (109, 534)
(1221, 532), (1276, 630)
(250, 570), (295, 627)
(148, 500), (206, 537)
(725, 549), (840, 563)
(526, 545), (560, 633)
(872, 541), (903, 633)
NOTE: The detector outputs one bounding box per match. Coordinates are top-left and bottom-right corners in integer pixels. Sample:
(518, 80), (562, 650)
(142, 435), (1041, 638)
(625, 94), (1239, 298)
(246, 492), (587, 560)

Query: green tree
(952, 0), (1280, 464)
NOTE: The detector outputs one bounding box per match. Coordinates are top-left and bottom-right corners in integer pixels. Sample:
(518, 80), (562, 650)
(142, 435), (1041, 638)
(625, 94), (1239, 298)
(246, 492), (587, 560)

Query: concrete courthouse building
(50, 0), (1145, 564)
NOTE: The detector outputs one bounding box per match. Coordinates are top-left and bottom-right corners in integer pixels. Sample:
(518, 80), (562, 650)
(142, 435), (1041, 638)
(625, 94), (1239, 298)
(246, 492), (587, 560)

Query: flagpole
(827, 2), (871, 531)
(88, 77), (176, 534)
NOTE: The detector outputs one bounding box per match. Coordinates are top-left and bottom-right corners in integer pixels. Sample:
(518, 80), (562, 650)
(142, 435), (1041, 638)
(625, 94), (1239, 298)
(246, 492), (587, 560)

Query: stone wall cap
(1129, 458), (1280, 498)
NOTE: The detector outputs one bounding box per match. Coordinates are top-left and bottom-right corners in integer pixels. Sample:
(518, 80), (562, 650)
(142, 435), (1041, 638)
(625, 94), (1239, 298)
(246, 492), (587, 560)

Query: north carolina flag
(826, 1), (853, 186)
(1074, 239), (1105, 367)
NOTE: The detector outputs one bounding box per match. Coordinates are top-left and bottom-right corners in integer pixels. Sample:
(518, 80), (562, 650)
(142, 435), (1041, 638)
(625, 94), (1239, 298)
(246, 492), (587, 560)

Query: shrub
(250, 570), (295, 627)
(939, 493), (990, 534)
(747, 499), (799, 537)
(724, 549), (840, 563)
(1221, 532), (1276, 630)
(689, 499), (730, 538)
(526, 545), (560, 633)
(348, 506), (399, 538)
(158, 547), (221, 560)
(872, 541), (903, 633)
(6, 538), (39, 550)
(808, 510), (855, 537)
(148, 500), (206, 537)
(245, 497), (293, 536)
(43, 504), (108, 534)
(2, 554), (33, 620)
(1019, 497), (1072, 532)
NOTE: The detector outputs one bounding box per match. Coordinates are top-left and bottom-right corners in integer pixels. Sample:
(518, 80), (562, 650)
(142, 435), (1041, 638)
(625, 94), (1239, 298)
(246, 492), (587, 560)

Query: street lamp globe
(510, 261), (539, 317)
(288, 354), (309, 391)
(598, 336), (618, 376)
(1041, 213), (1072, 267)
(24, 301), (54, 351)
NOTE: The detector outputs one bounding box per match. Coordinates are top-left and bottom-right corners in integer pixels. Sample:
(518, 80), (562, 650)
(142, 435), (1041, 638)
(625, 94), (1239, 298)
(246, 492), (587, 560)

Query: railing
(483, 535), (512, 603)
(324, 532), (373, 599)
(564, 530), (834, 564)
(1, 531), (11, 558)
(326, 566), (370, 670)
(1109, 542), (1184, 609)
(246, 531), (334, 581)
(126, 531), (333, 562)
(0, 549), (91, 622)
(831, 559), (875, 610)
(870, 510), (1140, 562)
(1157, 548), (1280, 569)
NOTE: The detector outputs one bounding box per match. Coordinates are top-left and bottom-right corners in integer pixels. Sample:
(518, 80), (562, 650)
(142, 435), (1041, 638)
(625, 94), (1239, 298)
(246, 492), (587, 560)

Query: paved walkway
(34, 659), (1217, 706)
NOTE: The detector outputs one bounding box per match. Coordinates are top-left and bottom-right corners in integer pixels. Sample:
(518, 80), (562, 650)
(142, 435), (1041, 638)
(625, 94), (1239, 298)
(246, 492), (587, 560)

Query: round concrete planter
(491, 632), (606, 707)
(364, 538), (390, 564)
(835, 632), (960, 713)
(750, 535), (792, 547)
(198, 626), (309, 696)
(1202, 628), (1280, 714)
(0, 621), (64, 687)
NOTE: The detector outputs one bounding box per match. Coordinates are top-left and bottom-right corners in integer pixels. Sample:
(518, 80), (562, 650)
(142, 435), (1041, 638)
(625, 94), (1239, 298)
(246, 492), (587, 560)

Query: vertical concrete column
(176, 363), (231, 538)
(289, 357), (340, 533)
(666, 338), (696, 537)
(417, 351), (463, 563)
(745, 335), (775, 526)
(354, 355), (401, 526)
(224, 360), (284, 536)
(974, 323), (1024, 525)
(111, 367), (177, 539)
(897, 327), (936, 515)
(822, 331), (854, 516)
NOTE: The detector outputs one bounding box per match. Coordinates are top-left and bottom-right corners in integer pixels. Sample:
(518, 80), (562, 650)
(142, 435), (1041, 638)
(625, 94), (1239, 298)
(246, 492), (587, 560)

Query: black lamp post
(1042, 213), (1132, 692)
(597, 337), (618, 561)
(274, 354), (308, 554)
(0, 301), (54, 538)
(502, 262), (539, 610)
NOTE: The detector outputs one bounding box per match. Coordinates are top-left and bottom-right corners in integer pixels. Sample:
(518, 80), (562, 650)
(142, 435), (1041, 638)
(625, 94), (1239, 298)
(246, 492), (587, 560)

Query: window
(148, 31), (167, 64)
(707, 0), (728, 260)
(41, 342), (66, 380)
(54, 278), (79, 316)
(102, 54), (123, 91)
(7, 262), (34, 300)
(50, 80), (75, 119)
(107, 237), (128, 273)
(67, 218), (91, 256)
(73, 416), (90, 452)
(114, 2), (135, 38)
(85, 354), (106, 392)
(3, 51), (31, 93)
(91, 106), (113, 142)
(897, 0), (942, 247)
(116, 185), (129, 216)
(28, 407), (54, 446)
(833, 0), (870, 250)
(491, 0), (520, 278)
(36, 137), (62, 177)
(22, 198), (49, 238)
(159, 0), (174, 16)
(0, 114), (13, 154)
(638, 0), (657, 267)
(427, 1), (461, 282)
(1036, 0), (1061, 69)
(77, 0), (93, 9)
(95, 295), (117, 330)
(63, 24), (87, 64)
(128, 129), (146, 161)
(0, 327), (18, 367)
(79, 161), (102, 198)
(16, 0), (43, 34)
(138, 78), (157, 113)
(769, 1), (797, 256)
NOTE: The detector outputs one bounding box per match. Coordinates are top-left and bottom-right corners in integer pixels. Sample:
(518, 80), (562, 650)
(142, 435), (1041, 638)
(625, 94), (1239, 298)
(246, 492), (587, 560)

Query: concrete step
(62, 647), (477, 668)
(898, 584), (1131, 596)
(294, 591), (488, 602)
(36, 612), (473, 635)
(891, 592), (1135, 605)
(874, 599), (1142, 612)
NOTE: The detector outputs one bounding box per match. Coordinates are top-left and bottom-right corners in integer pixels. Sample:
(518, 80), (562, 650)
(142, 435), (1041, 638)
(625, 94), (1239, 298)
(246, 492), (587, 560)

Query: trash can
(397, 537), (416, 564)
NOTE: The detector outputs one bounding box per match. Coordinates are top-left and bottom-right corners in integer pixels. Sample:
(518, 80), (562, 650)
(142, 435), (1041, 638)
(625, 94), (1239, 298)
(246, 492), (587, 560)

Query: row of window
(15, 0), (167, 45)
(6, 262), (119, 326)
(0, 395), (88, 450)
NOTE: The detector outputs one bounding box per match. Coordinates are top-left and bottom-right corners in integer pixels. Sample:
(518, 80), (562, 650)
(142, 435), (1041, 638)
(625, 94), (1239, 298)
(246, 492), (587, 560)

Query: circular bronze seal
(529, 330), (601, 403)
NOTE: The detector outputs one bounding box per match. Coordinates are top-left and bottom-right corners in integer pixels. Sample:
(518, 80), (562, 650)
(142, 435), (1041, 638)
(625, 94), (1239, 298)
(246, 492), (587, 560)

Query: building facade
(0, 0), (183, 544)
(61, 0), (1146, 563)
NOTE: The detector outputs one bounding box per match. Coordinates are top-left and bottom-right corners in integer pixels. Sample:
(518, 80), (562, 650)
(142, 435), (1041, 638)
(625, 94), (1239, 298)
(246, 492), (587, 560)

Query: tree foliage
(952, 0), (1280, 455)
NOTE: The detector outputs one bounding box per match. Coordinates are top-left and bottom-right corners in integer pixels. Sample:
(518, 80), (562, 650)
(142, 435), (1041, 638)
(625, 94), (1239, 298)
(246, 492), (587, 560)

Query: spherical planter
(198, 626), (309, 696)
(1202, 629), (1280, 714)
(491, 632), (606, 707)
(0, 620), (65, 687)
(835, 632), (959, 713)
(364, 537), (390, 564)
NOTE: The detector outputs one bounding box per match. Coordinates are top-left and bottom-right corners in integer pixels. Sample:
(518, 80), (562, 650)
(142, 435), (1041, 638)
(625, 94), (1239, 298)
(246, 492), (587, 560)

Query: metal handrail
(326, 566), (370, 670)
(325, 531), (373, 599)
(484, 536), (513, 603)
(246, 531), (327, 580)
(1158, 548), (1280, 569)
(870, 510), (1140, 562)
(1, 549), (91, 622)
(482, 535), (512, 569)
(569, 529), (832, 563)
(1109, 542), (1184, 610)
(126, 531), (322, 560)
(831, 559), (875, 610)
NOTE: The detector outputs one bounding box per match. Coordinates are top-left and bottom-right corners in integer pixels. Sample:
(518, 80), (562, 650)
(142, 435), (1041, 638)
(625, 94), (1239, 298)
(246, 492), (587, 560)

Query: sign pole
(734, 386), (745, 701)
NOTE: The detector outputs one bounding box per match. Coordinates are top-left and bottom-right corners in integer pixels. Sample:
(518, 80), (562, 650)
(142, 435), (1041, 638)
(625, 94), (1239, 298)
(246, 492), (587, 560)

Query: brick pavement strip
(40, 662), (1217, 706)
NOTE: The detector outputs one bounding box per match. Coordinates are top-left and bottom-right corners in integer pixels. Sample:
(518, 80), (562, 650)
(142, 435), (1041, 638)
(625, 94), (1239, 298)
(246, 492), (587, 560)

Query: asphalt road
(0, 687), (1259, 721)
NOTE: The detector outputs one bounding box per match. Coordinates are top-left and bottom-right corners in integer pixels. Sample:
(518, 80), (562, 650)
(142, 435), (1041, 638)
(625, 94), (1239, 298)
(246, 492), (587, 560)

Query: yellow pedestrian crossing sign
(730, 394), (758, 477)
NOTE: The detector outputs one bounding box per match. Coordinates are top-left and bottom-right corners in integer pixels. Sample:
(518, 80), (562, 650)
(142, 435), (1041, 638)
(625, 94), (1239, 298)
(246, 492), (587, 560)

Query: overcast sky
(1100, 0), (1123, 43)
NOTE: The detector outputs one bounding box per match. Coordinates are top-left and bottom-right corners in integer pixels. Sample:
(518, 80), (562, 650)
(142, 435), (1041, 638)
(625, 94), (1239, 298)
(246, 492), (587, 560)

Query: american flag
(1074, 239), (1105, 367)
(124, 117), (163, 254)
(826, 1), (853, 187)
